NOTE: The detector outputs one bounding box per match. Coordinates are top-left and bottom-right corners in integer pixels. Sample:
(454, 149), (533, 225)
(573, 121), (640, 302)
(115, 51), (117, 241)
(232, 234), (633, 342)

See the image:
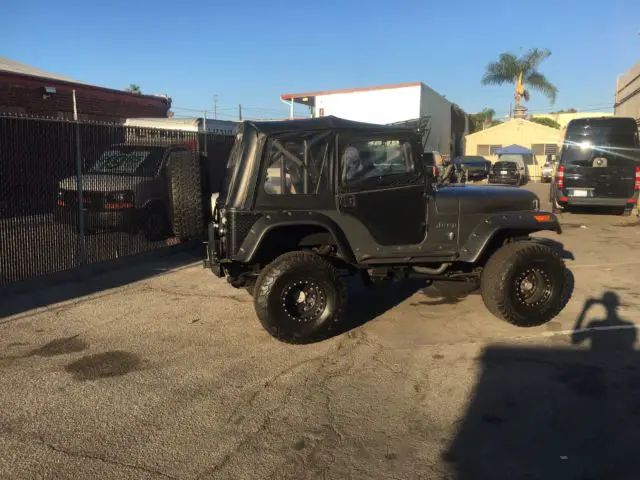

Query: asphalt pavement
(1, 182), (640, 479)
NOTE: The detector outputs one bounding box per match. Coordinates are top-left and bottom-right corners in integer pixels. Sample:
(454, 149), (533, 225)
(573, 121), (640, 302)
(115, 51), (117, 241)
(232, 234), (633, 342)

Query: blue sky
(2, 0), (638, 120)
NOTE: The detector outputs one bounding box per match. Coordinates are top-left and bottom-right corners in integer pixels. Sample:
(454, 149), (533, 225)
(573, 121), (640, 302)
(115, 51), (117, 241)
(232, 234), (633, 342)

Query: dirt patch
(31, 335), (88, 357)
(65, 351), (141, 381)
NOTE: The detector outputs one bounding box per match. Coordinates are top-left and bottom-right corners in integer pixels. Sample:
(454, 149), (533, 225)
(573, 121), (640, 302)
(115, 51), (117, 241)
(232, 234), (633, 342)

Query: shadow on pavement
(332, 278), (427, 337)
(0, 243), (203, 320)
(442, 291), (640, 480)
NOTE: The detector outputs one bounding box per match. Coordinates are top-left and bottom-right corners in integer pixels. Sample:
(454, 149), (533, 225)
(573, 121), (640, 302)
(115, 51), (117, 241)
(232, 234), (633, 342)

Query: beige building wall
(531, 111), (612, 129)
(464, 119), (563, 179)
(615, 61), (640, 124)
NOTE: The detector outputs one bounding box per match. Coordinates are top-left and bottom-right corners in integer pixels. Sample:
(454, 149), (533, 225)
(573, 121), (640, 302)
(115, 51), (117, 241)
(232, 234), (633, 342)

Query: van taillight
(557, 165), (565, 189)
(635, 166), (640, 191)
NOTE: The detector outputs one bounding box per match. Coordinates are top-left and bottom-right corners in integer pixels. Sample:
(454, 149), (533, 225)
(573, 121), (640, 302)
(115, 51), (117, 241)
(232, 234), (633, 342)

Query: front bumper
(56, 207), (137, 229)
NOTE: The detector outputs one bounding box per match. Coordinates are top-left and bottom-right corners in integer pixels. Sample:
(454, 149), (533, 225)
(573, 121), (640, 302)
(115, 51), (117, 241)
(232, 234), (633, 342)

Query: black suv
(207, 116), (570, 343)
(551, 117), (640, 215)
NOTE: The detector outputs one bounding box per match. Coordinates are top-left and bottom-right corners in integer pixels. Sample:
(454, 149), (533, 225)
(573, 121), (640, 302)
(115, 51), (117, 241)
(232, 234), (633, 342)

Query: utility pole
(213, 94), (218, 119)
(238, 104), (242, 121)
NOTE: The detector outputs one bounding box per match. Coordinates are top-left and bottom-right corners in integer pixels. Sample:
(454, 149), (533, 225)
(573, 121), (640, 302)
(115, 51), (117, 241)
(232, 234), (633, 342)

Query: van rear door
(560, 122), (639, 199)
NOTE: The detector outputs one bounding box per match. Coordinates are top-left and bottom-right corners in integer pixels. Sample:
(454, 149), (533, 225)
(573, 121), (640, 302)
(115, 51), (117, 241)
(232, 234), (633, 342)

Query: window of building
(263, 133), (331, 195)
(479, 144), (502, 155)
(544, 144), (558, 155)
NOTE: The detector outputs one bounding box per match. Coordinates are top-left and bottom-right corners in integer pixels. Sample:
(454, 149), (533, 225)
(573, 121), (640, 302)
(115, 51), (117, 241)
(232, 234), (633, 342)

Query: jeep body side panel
(457, 211), (562, 263)
(234, 212), (356, 264)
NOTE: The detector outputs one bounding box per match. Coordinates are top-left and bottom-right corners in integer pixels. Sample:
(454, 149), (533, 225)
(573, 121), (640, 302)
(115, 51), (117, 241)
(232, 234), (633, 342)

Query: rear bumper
(489, 175), (519, 184)
(554, 189), (638, 208)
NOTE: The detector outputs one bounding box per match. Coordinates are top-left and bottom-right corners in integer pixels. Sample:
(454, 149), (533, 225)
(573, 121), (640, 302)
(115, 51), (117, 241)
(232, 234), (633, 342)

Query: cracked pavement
(2, 183), (640, 479)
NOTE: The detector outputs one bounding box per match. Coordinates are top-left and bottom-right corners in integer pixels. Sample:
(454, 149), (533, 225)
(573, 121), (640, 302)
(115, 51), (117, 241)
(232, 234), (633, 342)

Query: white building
(280, 82), (468, 157)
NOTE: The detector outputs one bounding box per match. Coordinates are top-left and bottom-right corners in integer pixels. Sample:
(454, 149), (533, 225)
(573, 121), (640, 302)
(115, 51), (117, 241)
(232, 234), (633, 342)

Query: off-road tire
(433, 279), (480, 298)
(142, 204), (170, 241)
(254, 251), (347, 344)
(481, 241), (570, 327)
(168, 150), (203, 240)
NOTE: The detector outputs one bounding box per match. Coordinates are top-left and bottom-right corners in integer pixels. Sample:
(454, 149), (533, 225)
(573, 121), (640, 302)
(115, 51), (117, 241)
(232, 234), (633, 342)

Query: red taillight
(635, 166), (640, 191)
(57, 199), (65, 207)
(433, 165), (437, 177)
(104, 202), (135, 210)
(557, 165), (565, 189)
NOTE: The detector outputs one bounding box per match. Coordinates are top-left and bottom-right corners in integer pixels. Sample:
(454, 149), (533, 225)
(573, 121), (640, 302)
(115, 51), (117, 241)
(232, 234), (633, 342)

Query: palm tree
(481, 107), (495, 129)
(481, 48), (558, 108)
(126, 84), (142, 94)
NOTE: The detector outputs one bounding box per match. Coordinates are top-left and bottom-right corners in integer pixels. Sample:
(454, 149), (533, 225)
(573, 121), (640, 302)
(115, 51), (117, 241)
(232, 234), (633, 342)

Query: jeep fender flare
(458, 211), (562, 263)
(234, 212), (356, 264)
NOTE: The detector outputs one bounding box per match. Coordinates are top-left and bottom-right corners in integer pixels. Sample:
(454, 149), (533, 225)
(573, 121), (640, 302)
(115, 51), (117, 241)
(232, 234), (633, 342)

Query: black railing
(0, 115), (234, 286)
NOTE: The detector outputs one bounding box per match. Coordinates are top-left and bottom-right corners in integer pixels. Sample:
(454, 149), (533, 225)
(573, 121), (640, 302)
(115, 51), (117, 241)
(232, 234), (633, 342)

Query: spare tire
(167, 149), (203, 240)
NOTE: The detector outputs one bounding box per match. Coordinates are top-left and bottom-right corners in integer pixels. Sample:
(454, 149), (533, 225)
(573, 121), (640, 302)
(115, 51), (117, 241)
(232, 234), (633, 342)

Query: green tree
(126, 84), (142, 94)
(489, 119), (503, 127)
(469, 107), (497, 133)
(481, 48), (558, 107)
(530, 117), (561, 129)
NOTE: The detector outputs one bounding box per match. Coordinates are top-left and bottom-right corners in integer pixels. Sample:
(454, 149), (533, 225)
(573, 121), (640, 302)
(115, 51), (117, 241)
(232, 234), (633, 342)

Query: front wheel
(480, 241), (570, 327)
(253, 252), (347, 344)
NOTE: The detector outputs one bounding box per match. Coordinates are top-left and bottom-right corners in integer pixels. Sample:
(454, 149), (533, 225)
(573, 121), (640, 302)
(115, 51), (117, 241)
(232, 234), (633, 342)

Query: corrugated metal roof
(0, 56), (86, 84)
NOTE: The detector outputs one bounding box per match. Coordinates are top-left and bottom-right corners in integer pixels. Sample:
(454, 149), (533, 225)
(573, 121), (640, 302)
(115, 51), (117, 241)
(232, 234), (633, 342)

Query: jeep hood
(58, 174), (150, 193)
(435, 185), (539, 215)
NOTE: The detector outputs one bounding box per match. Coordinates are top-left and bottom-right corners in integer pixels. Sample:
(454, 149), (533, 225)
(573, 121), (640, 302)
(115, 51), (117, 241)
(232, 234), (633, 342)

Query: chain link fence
(0, 115), (234, 286)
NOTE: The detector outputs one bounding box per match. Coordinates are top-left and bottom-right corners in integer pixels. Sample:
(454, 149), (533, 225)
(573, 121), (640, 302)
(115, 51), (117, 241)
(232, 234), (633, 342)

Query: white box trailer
(281, 82), (468, 157)
(124, 117), (237, 137)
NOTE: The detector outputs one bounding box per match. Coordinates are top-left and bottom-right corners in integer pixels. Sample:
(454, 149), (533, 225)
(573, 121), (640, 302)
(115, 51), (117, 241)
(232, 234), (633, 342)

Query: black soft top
(244, 115), (413, 135)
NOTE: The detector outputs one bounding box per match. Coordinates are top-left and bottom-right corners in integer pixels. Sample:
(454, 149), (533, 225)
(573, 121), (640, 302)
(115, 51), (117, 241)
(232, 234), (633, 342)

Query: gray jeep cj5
(206, 116), (571, 343)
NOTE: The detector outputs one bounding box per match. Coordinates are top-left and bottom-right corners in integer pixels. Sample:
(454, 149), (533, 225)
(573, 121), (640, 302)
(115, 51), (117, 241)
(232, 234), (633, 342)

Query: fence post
(74, 119), (87, 265)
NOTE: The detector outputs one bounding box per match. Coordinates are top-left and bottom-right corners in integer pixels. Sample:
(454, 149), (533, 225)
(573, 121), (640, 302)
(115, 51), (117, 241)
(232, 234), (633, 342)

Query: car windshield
(89, 146), (165, 176)
(454, 156), (486, 166)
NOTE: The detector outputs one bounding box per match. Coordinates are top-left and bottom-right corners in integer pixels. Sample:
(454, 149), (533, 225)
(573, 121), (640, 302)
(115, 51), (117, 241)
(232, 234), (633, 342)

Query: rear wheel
(254, 252), (347, 344)
(480, 241), (570, 327)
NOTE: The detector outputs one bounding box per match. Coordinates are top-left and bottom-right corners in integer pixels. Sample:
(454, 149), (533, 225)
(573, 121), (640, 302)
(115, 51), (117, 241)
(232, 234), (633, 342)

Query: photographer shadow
(571, 291), (636, 351)
(442, 291), (640, 480)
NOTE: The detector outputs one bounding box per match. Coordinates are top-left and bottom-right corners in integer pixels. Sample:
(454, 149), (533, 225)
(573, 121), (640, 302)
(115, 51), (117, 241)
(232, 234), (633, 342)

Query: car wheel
(142, 205), (170, 241)
(253, 251), (347, 344)
(480, 241), (570, 327)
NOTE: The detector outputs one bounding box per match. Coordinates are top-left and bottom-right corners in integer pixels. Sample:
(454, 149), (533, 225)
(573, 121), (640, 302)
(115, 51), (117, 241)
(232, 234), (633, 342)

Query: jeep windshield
(88, 146), (165, 176)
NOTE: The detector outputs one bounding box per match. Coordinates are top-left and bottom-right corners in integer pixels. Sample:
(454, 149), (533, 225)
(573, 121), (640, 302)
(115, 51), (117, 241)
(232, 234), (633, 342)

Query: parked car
(488, 160), (523, 186)
(541, 156), (556, 183)
(56, 135), (234, 240)
(421, 151), (446, 178)
(550, 117), (640, 216)
(205, 116), (569, 344)
(495, 145), (533, 184)
(56, 142), (199, 240)
(452, 156), (491, 181)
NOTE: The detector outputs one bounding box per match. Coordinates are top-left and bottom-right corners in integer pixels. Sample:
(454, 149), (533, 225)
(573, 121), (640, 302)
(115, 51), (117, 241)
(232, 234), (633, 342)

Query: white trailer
(280, 82), (468, 157)
(124, 117), (237, 136)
